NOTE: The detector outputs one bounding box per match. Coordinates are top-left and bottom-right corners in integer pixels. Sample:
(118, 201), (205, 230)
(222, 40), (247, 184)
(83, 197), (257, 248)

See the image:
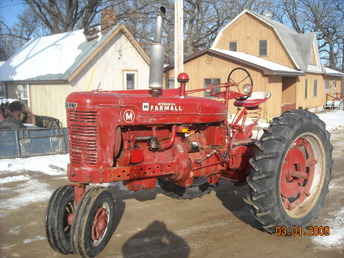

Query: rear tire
(247, 110), (333, 233)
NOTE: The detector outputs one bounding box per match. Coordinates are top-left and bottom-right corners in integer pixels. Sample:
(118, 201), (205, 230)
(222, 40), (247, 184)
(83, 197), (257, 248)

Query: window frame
(0, 84), (7, 99)
(305, 79), (308, 99)
(16, 84), (29, 106)
(229, 41), (237, 51)
(167, 78), (175, 89)
(123, 70), (138, 90)
(313, 80), (318, 97)
(204, 78), (221, 97)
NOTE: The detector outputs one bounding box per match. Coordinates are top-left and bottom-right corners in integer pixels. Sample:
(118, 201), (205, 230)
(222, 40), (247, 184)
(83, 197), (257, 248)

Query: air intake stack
(149, 7), (166, 96)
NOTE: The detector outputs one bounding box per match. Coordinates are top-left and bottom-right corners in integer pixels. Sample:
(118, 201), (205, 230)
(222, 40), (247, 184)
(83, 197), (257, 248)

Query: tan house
(165, 9), (344, 120)
(324, 67), (344, 97)
(0, 24), (150, 126)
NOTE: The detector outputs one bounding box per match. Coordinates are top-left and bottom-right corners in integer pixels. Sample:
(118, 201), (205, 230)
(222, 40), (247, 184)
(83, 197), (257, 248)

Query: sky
(0, 0), (25, 27)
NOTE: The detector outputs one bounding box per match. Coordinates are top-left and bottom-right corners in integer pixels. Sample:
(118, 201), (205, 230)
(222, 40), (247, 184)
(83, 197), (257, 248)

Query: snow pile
(317, 110), (344, 131)
(312, 208), (344, 248)
(0, 154), (69, 175)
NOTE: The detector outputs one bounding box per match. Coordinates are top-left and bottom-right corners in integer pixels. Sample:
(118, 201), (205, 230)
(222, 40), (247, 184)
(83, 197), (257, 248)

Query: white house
(0, 22), (150, 126)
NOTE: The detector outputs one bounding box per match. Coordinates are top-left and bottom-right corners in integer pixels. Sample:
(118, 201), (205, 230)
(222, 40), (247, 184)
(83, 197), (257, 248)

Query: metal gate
(0, 128), (68, 159)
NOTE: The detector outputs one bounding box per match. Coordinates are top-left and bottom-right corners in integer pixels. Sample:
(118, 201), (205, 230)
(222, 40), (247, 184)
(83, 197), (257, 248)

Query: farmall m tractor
(46, 8), (333, 258)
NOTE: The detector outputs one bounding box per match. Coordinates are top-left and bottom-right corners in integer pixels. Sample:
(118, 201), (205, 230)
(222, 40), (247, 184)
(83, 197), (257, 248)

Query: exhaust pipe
(149, 7), (166, 97)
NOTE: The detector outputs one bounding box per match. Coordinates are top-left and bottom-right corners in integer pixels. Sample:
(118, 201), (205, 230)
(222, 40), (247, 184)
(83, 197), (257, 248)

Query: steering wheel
(227, 67), (253, 99)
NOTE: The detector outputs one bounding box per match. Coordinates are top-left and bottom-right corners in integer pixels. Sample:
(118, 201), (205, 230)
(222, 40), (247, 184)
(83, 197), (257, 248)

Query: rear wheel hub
(280, 137), (317, 211)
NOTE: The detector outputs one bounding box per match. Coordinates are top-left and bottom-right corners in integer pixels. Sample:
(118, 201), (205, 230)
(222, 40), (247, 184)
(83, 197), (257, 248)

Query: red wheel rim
(91, 207), (109, 244)
(279, 136), (320, 215)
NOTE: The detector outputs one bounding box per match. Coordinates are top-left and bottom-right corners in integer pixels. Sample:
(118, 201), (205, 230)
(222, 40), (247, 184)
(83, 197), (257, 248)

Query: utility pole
(174, 0), (184, 88)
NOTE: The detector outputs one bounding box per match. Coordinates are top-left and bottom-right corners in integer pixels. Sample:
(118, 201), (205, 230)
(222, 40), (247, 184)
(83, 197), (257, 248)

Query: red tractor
(46, 8), (332, 258)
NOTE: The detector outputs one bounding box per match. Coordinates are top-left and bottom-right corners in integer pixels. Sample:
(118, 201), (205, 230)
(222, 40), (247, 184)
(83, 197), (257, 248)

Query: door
(282, 77), (297, 112)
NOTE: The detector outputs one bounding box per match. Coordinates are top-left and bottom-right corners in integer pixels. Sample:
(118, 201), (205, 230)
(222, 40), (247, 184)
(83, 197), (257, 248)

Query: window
(305, 79), (308, 98)
(229, 41), (237, 51)
(16, 85), (29, 106)
(0, 85), (6, 99)
(259, 40), (268, 56)
(313, 80), (318, 97)
(123, 71), (137, 90)
(167, 78), (175, 89)
(204, 78), (220, 97)
(325, 80), (330, 89)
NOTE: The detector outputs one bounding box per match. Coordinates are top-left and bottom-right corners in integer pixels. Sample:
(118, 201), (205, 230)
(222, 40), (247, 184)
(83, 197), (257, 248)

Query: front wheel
(247, 110), (333, 233)
(71, 187), (117, 258)
(45, 185), (74, 254)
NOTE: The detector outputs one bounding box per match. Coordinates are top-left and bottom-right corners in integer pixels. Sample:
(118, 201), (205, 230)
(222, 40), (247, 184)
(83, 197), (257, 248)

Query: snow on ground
(0, 179), (52, 211)
(317, 110), (344, 131)
(0, 154), (69, 216)
(0, 175), (30, 184)
(23, 235), (47, 244)
(0, 154), (69, 175)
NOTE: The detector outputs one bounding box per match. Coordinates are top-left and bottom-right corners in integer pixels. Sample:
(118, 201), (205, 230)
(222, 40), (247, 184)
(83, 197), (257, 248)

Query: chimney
(84, 26), (100, 41)
(263, 11), (273, 19)
(101, 7), (117, 35)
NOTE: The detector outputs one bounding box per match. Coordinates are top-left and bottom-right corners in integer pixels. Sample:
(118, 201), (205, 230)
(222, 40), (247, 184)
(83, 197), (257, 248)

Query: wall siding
(282, 77), (297, 105)
(73, 33), (149, 91)
(296, 73), (325, 110)
(30, 84), (72, 127)
(213, 13), (296, 69)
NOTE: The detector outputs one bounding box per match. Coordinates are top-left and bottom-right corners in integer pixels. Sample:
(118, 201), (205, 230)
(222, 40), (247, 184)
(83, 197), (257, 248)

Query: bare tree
(278, 0), (343, 68)
(24, 0), (106, 33)
(4, 0), (342, 69)
(111, 0), (278, 63)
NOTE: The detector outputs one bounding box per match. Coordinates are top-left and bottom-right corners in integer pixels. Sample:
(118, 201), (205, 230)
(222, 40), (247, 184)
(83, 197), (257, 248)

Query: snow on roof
(324, 67), (344, 77)
(0, 29), (97, 82)
(211, 48), (303, 75)
(307, 64), (323, 74)
(0, 25), (149, 83)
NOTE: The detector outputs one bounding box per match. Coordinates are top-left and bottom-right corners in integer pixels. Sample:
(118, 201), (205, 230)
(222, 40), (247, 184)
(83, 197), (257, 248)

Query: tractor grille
(68, 111), (97, 166)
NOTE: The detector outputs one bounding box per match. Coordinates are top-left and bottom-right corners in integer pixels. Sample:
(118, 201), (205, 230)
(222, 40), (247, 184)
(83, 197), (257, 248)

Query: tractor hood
(66, 89), (227, 125)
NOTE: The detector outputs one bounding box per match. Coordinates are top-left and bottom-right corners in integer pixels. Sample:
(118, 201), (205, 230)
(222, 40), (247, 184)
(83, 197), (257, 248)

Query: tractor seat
(234, 91), (271, 108)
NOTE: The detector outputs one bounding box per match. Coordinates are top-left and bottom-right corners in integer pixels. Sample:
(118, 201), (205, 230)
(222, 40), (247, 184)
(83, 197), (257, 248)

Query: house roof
(324, 67), (344, 77)
(165, 48), (304, 76)
(212, 10), (320, 72)
(0, 24), (149, 83)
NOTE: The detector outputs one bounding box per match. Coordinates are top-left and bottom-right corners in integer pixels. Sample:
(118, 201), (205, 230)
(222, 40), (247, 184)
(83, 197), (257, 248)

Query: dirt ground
(1, 129), (344, 258)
